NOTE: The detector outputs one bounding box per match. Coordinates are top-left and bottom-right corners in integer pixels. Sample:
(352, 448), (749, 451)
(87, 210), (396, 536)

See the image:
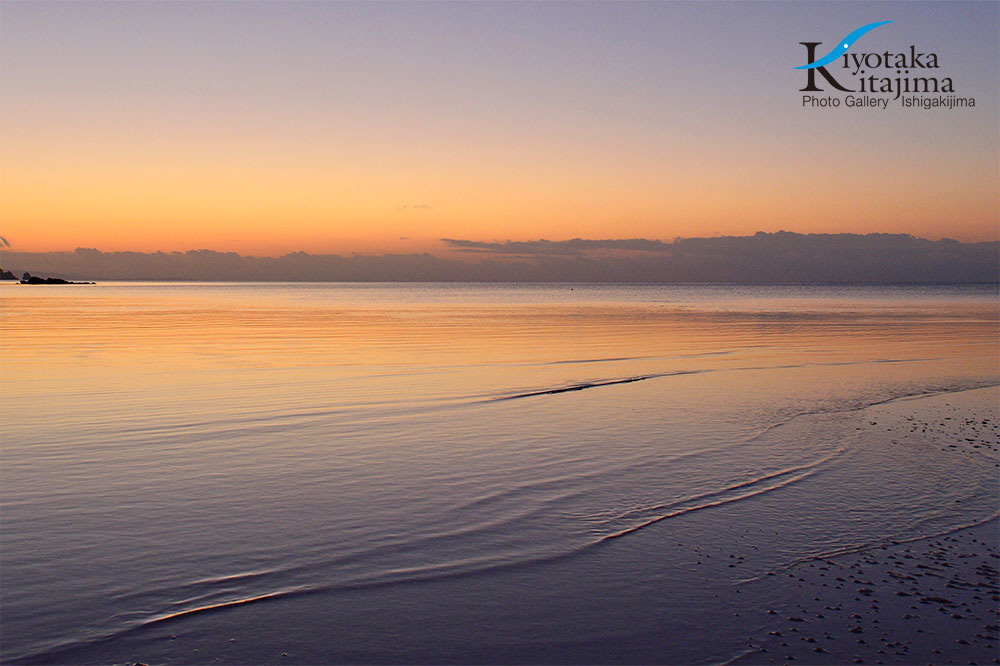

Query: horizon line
(2, 230), (998, 259)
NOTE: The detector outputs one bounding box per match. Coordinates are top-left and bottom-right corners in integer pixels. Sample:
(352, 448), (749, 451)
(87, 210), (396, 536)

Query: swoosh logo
(796, 21), (894, 69)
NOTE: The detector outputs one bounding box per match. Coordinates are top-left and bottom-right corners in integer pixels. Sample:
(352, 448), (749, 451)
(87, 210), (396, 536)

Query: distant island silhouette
(6, 270), (95, 285)
(0, 232), (996, 283)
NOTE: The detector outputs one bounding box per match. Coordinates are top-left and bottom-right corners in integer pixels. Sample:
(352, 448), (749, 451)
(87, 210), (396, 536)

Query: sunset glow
(1, 1), (997, 255)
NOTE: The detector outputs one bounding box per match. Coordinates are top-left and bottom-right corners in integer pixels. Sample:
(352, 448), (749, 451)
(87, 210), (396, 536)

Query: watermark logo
(798, 21), (892, 93)
(796, 21), (975, 110)
(797, 20), (894, 71)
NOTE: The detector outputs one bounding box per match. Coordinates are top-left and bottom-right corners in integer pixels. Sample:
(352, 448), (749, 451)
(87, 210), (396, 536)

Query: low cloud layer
(441, 238), (674, 255)
(1, 232), (996, 283)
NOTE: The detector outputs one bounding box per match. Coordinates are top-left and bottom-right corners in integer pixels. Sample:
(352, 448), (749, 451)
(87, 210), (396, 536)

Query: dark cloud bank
(1, 232), (996, 283)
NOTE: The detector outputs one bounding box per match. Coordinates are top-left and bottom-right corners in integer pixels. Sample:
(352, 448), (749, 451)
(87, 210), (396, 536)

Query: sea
(1, 282), (997, 664)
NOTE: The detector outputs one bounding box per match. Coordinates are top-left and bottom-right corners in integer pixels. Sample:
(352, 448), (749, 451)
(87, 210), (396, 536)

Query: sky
(1, 0), (997, 256)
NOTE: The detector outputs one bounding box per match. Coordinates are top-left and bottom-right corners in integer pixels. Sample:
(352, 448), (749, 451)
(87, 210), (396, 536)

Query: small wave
(451, 469), (614, 514)
(477, 357), (945, 404)
(9, 548), (578, 664)
(594, 440), (853, 542)
(112, 568), (279, 606)
(482, 370), (702, 402)
(548, 355), (661, 365)
(543, 350), (738, 366)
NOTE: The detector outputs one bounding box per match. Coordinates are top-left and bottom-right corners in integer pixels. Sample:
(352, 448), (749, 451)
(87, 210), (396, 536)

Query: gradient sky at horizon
(1, 0), (997, 256)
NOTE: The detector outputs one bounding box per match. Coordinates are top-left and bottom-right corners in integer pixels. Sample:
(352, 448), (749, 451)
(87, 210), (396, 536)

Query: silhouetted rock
(0, 268), (16, 280)
(18, 271), (94, 285)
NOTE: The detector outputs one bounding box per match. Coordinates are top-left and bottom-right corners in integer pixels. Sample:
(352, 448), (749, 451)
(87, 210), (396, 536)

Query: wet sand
(734, 389), (1000, 665)
(734, 519), (998, 665)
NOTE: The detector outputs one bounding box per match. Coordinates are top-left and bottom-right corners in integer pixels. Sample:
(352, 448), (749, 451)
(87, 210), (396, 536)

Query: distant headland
(1, 269), (95, 285)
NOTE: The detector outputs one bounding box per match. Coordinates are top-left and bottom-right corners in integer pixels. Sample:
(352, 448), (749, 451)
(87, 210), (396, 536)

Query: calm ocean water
(1, 283), (998, 664)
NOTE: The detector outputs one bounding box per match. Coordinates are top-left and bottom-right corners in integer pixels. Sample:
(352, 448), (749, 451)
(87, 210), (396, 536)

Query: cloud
(0, 233), (995, 283)
(441, 238), (673, 255)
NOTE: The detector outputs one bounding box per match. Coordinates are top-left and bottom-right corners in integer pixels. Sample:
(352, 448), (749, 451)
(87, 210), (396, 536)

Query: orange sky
(1, 2), (997, 256)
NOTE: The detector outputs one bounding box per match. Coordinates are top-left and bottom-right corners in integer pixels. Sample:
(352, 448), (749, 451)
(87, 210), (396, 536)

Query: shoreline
(732, 387), (999, 665)
(732, 519), (999, 665)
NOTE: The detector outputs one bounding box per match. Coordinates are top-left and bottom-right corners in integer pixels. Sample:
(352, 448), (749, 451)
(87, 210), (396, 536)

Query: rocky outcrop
(18, 272), (95, 285)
